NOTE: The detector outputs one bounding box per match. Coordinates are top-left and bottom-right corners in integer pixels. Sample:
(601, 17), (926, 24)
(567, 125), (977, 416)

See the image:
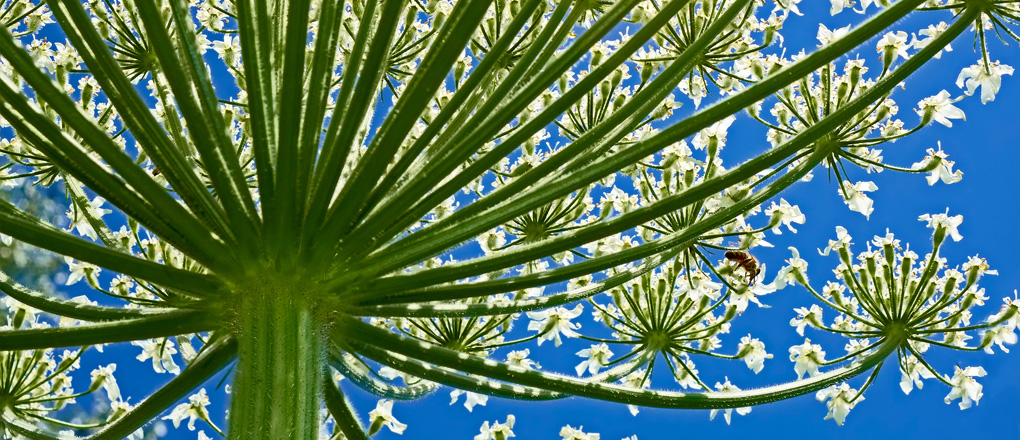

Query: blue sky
(10, 1), (1020, 439)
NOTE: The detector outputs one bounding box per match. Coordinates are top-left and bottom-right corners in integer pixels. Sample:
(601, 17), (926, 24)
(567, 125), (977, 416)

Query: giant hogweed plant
(0, 0), (1018, 438)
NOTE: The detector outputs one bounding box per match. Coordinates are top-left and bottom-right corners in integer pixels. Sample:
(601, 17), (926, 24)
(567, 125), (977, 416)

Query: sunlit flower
(918, 210), (964, 242)
(575, 343), (614, 376)
(560, 425), (600, 440)
(944, 366), (986, 410)
(527, 305), (583, 347)
(789, 339), (826, 379)
(368, 399), (407, 435)
(916, 91), (964, 127)
(131, 339), (180, 375)
(476, 415), (516, 440)
(840, 181), (878, 219)
(709, 378), (751, 424)
(815, 383), (861, 426)
(162, 388), (212, 431)
(957, 61), (1014, 104)
(450, 389), (489, 412)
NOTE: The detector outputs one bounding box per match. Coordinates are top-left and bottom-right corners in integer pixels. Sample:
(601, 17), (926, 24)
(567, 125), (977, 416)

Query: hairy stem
(228, 286), (325, 440)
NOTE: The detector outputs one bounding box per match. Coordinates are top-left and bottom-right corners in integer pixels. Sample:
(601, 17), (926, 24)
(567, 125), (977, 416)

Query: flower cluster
(774, 214), (1017, 424)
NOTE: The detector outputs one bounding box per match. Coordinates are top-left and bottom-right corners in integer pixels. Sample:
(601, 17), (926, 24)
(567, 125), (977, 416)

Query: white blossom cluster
(0, 0), (1017, 436)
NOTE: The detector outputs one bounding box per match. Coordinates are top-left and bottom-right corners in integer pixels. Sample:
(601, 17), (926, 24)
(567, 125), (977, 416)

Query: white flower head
(131, 339), (180, 375)
(916, 90), (965, 127)
(527, 305), (583, 347)
(450, 389), (489, 412)
(830, 0), (853, 14)
(918, 210), (963, 242)
(575, 343), (614, 376)
(981, 323), (1017, 354)
(368, 399), (407, 435)
(957, 61), (1014, 104)
(817, 24), (851, 46)
(89, 363), (120, 402)
(709, 378), (751, 424)
(560, 425), (600, 440)
(736, 336), (773, 374)
(692, 116), (736, 151)
(773, 247), (808, 288)
(911, 143), (963, 186)
(944, 366), (986, 410)
(815, 383), (861, 426)
(789, 339), (826, 379)
(162, 388), (211, 431)
(840, 181), (878, 219)
(476, 415), (516, 440)
(790, 304), (824, 336)
(899, 355), (936, 395)
(505, 349), (540, 370)
(819, 226), (853, 256)
(765, 198), (806, 234)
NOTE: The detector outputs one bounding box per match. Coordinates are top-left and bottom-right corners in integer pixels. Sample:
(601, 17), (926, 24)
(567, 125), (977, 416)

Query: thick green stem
(339, 316), (905, 409)
(229, 288), (325, 440)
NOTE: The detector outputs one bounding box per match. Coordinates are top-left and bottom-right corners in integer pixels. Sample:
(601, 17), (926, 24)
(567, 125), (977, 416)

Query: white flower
(162, 388), (211, 431)
(131, 339), (180, 375)
(673, 357), (702, 389)
(505, 349), (540, 370)
(211, 35), (241, 65)
(726, 276), (775, 313)
(64, 257), (100, 286)
(956, 61), (1014, 104)
(692, 116), (736, 150)
(918, 210), (964, 242)
(90, 363), (120, 401)
(911, 144), (963, 185)
(527, 305), (583, 347)
(477, 229), (507, 254)
(764, 199), (806, 234)
(815, 383), (861, 426)
(450, 389), (489, 412)
(789, 339), (826, 379)
(830, 0), (852, 14)
(476, 415), (516, 440)
(817, 24), (850, 46)
(840, 181), (878, 219)
(771, 0), (803, 18)
(709, 378), (751, 424)
(66, 196), (111, 240)
(560, 425), (600, 440)
(819, 226), (853, 256)
(876, 31), (910, 63)
(981, 323), (1017, 354)
(368, 399), (407, 435)
(790, 305), (824, 336)
(916, 91), (964, 127)
(736, 336), (773, 374)
(962, 255), (997, 277)
(944, 366), (986, 409)
(773, 247), (808, 288)
(911, 22), (952, 58)
(619, 369), (650, 416)
(575, 343), (614, 376)
(898, 355), (936, 395)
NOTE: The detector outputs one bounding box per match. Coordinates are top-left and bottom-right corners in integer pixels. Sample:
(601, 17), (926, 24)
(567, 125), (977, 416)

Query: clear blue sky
(29, 2), (1020, 439)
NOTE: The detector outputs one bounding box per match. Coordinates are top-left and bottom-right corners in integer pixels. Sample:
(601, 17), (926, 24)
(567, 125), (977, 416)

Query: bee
(724, 250), (761, 286)
(151, 167), (161, 176)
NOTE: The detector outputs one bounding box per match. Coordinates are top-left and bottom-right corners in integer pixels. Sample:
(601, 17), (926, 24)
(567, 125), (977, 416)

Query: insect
(724, 250), (761, 286)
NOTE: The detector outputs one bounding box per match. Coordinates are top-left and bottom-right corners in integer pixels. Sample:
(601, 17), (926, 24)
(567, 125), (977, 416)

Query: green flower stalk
(0, 0), (1017, 438)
